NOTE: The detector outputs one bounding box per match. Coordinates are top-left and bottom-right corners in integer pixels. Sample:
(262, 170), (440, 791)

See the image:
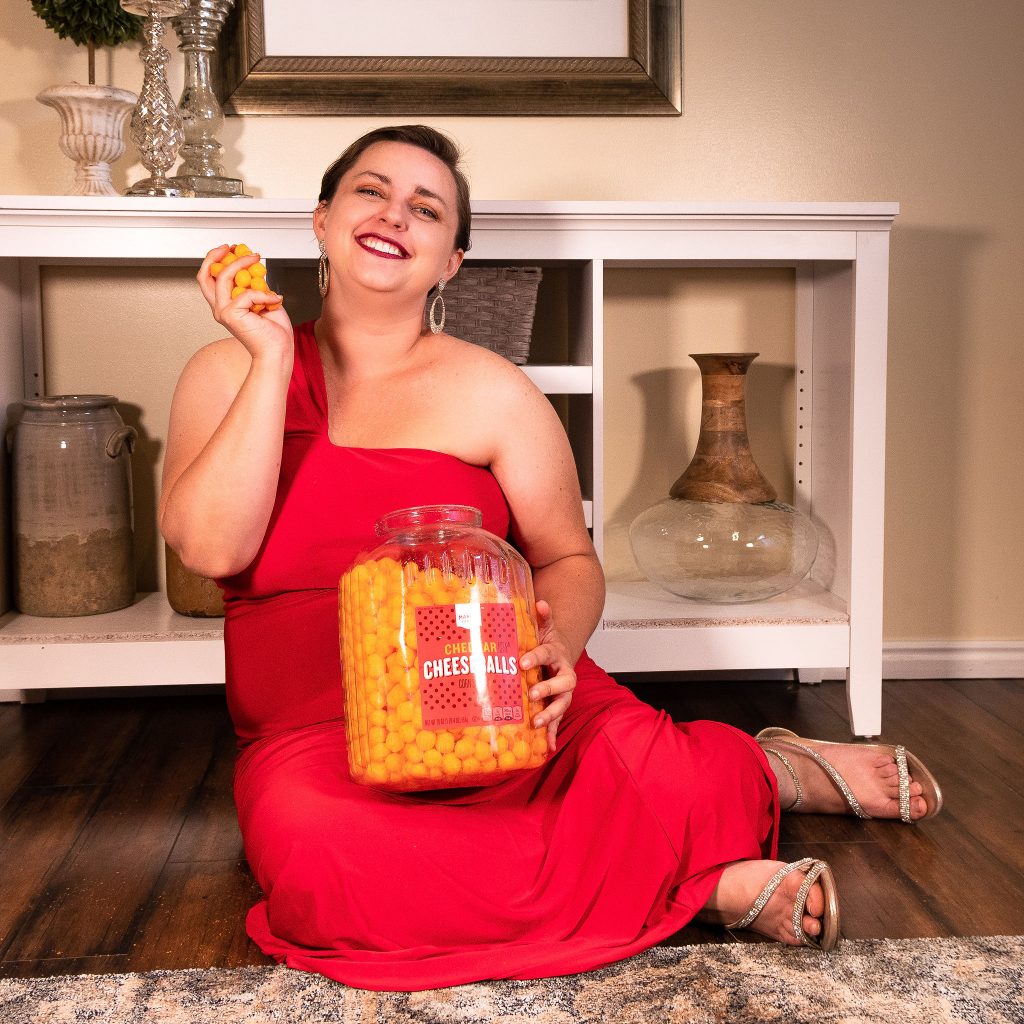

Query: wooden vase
(670, 352), (775, 503)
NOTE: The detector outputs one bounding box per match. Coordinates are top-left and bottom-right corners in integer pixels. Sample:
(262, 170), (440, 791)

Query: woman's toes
(887, 791), (926, 818)
(803, 876), (825, 918)
(796, 875), (825, 938)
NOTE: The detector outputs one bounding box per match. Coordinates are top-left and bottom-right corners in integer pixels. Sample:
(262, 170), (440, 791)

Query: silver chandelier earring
(318, 239), (330, 298)
(429, 279), (447, 335)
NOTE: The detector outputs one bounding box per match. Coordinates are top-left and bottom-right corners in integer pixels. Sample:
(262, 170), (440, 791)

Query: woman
(160, 125), (941, 991)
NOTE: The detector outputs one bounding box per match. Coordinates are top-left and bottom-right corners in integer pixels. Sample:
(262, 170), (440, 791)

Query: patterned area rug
(2, 936), (1021, 1024)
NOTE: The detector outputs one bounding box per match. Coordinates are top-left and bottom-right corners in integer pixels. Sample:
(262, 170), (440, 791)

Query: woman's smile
(357, 233), (410, 259)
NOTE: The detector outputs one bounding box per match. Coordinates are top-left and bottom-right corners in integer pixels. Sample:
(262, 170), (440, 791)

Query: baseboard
(3, 646), (1018, 704)
(0, 689), (46, 703)
(747, 642), (1023, 684)
(883, 641), (1024, 680)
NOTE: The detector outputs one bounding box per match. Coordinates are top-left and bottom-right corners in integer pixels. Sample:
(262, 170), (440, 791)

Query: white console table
(0, 197), (896, 736)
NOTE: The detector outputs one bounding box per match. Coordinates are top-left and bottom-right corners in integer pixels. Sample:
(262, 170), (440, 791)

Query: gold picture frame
(217, 0), (682, 116)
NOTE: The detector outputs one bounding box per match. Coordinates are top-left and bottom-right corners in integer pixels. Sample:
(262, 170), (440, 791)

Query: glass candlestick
(122, 0), (195, 198)
(171, 0), (249, 197)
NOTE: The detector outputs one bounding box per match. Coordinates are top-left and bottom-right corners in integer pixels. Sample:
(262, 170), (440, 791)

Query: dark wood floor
(1, 676), (1022, 979)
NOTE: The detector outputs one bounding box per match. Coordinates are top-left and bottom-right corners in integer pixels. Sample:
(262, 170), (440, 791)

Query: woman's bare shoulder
(431, 338), (555, 439)
(176, 335), (252, 394)
(184, 334), (251, 372)
(432, 334), (540, 398)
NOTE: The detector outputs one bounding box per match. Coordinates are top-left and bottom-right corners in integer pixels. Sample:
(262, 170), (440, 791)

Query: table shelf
(0, 198), (896, 734)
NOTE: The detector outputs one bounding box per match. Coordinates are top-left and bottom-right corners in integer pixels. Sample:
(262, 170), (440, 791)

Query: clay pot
(11, 395), (136, 616)
(165, 542), (224, 617)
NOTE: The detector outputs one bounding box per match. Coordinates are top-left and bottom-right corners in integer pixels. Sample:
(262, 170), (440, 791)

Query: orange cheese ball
(340, 555), (547, 793)
(209, 243), (281, 314)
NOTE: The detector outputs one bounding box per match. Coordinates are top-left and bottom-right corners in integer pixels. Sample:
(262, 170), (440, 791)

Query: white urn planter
(37, 83), (138, 197)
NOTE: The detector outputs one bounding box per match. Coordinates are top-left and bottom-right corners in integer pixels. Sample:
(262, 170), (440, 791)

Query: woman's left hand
(520, 599), (577, 753)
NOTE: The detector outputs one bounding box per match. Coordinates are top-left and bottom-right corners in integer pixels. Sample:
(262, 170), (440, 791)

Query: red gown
(221, 321), (780, 991)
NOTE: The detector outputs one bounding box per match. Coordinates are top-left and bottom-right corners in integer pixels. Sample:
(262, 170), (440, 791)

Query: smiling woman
(157, 123), (940, 993)
(316, 126), (474, 253)
(312, 136), (466, 362)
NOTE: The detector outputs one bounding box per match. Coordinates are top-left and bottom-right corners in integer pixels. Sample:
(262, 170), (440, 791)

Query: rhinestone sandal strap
(791, 860), (826, 946)
(725, 858), (814, 931)
(781, 739), (872, 819)
(761, 745), (803, 810)
(895, 744), (912, 822)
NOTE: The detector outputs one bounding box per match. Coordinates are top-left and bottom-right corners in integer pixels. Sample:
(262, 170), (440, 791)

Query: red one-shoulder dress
(221, 321), (780, 991)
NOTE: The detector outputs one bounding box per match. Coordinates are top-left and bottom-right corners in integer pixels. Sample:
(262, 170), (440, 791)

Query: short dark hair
(318, 125), (472, 253)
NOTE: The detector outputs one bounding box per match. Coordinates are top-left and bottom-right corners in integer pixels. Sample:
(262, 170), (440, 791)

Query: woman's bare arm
(159, 246), (292, 578)
(485, 363), (606, 748)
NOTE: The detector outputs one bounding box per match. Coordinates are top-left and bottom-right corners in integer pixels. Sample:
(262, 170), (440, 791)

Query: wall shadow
(743, 359), (795, 502)
(605, 366), (693, 580)
(0, 404), (23, 613)
(882, 224), (984, 641)
(118, 401), (163, 594)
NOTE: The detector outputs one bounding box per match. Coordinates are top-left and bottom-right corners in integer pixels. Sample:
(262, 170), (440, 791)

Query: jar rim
(22, 394), (119, 411)
(375, 504), (483, 537)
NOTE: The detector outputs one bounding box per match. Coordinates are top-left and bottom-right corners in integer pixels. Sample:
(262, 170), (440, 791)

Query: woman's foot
(758, 728), (942, 822)
(699, 858), (840, 950)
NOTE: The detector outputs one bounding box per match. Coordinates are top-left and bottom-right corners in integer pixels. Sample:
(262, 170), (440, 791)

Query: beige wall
(3, 1), (1022, 642)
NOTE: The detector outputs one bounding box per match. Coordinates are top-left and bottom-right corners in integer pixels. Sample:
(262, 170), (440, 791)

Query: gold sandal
(757, 727), (943, 823)
(725, 858), (841, 951)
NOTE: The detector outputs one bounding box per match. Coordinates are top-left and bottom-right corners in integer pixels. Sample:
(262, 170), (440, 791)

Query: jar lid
(22, 394), (119, 411)
(375, 504), (482, 537)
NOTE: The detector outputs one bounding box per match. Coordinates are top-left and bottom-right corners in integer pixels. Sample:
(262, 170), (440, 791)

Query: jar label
(415, 602), (524, 730)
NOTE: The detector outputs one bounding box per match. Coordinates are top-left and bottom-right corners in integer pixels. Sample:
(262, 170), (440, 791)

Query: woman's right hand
(197, 244), (292, 359)
(159, 246), (296, 578)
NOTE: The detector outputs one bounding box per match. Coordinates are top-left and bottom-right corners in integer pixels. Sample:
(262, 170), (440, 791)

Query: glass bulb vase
(629, 353), (818, 603)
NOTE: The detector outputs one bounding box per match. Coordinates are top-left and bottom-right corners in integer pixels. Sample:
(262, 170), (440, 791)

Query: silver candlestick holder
(121, 0), (195, 198)
(171, 0), (249, 197)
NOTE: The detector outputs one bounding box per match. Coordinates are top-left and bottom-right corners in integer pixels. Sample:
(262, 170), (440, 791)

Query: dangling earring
(318, 238), (330, 298)
(429, 279), (447, 335)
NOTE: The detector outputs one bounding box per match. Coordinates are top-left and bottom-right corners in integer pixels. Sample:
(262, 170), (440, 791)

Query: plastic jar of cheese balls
(339, 504), (549, 793)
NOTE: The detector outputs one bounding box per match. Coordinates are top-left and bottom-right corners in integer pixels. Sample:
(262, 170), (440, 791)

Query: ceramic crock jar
(165, 543), (224, 617)
(11, 395), (137, 616)
(339, 504), (549, 793)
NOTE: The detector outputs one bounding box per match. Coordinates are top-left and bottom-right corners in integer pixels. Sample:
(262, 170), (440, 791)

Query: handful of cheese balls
(210, 243), (282, 314)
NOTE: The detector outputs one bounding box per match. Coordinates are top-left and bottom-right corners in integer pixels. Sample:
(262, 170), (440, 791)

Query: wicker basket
(436, 266), (542, 364)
